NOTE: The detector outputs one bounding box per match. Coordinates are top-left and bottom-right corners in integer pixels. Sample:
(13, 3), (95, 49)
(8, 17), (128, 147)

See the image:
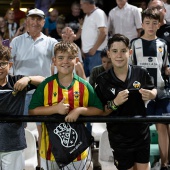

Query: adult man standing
(148, 1), (170, 170)
(80, 0), (108, 77)
(108, 0), (142, 41)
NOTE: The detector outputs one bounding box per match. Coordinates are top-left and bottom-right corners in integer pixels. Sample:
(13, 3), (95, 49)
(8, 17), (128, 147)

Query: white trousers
(0, 150), (24, 170)
(41, 157), (87, 170)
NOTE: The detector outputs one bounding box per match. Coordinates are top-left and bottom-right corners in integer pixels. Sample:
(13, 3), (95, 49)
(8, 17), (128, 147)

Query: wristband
(107, 101), (118, 111)
(26, 76), (31, 84)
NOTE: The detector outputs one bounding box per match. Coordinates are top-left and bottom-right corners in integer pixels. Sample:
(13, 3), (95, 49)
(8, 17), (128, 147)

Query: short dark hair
(142, 8), (160, 22)
(107, 34), (130, 50)
(100, 48), (108, 58)
(0, 44), (11, 61)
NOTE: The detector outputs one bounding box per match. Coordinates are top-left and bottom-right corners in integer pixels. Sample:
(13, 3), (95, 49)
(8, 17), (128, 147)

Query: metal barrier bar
(0, 115), (170, 123)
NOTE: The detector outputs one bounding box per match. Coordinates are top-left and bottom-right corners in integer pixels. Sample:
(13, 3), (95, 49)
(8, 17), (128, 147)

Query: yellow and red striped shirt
(29, 74), (103, 161)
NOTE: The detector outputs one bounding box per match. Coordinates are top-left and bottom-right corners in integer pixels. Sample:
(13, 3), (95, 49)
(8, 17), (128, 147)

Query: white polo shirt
(108, 3), (142, 41)
(10, 32), (57, 77)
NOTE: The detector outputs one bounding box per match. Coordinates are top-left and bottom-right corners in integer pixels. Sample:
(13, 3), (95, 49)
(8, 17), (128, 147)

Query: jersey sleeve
(85, 82), (103, 110)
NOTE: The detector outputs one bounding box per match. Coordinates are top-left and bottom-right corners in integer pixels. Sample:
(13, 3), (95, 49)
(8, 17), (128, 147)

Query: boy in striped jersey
(130, 8), (170, 170)
(29, 41), (103, 170)
(0, 44), (44, 170)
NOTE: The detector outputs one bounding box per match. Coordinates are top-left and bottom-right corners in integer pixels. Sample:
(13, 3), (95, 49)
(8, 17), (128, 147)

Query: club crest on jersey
(133, 81), (141, 89)
(54, 123), (78, 148)
(53, 92), (57, 97)
(148, 57), (153, 62)
(74, 91), (80, 100)
(110, 88), (115, 95)
(158, 46), (163, 53)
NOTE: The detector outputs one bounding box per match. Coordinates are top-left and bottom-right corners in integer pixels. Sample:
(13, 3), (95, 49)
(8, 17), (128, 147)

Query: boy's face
(142, 17), (160, 37)
(101, 57), (112, 71)
(54, 52), (76, 76)
(0, 60), (12, 81)
(107, 41), (132, 69)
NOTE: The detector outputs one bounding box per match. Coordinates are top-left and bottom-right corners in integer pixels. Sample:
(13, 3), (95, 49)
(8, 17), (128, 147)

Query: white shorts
(40, 157), (87, 170)
(0, 150), (24, 170)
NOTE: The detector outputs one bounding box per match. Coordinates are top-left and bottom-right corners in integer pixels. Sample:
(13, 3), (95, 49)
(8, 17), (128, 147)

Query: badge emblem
(54, 123), (78, 148)
(133, 81), (141, 89)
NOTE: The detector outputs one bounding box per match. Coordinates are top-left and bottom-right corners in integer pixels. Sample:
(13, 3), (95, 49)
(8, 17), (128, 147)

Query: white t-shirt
(81, 8), (108, 53)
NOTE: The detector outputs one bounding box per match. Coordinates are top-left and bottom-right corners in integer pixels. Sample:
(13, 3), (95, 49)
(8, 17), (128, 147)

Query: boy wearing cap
(0, 44), (44, 170)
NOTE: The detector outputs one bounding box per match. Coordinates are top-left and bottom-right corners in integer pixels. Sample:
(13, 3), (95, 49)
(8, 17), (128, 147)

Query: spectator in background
(44, 8), (59, 36)
(13, 18), (27, 38)
(162, 0), (170, 22)
(65, 1), (84, 48)
(80, 0), (108, 77)
(89, 47), (112, 88)
(139, 1), (147, 11)
(0, 16), (9, 40)
(5, 9), (19, 41)
(108, 0), (142, 41)
(50, 22), (65, 41)
(10, 0), (26, 26)
(35, 0), (56, 16)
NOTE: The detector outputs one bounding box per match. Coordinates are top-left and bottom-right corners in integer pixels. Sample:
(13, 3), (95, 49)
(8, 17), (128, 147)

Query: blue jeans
(83, 51), (102, 77)
(146, 99), (170, 115)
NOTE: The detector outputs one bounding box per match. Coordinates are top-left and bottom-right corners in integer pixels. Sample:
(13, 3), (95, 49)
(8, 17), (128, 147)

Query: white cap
(27, 8), (45, 18)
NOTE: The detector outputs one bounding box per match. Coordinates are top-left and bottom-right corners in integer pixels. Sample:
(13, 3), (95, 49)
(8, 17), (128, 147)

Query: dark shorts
(113, 145), (150, 170)
(146, 99), (170, 116)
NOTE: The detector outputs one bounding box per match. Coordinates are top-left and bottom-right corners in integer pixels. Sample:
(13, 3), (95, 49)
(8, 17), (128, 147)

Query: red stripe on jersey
(58, 85), (63, 103)
(46, 141), (52, 160)
(76, 154), (82, 161)
(68, 86), (74, 110)
(48, 81), (53, 106)
(79, 82), (84, 106)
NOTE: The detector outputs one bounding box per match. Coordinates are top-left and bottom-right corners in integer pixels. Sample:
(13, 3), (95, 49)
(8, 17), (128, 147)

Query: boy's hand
(114, 89), (129, 106)
(139, 88), (156, 101)
(65, 108), (80, 122)
(57, 98), (70, 115)
(13, 76), (30, 91)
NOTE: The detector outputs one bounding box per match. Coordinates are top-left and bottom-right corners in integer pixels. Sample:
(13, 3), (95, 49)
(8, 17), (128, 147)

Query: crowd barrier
(0, 114), (170, 123)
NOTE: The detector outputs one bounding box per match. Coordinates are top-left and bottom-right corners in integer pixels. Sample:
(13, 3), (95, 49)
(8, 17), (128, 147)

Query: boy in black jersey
(130, 7), (170, 170)
(95, 34), (157, 170)
(0, 44), (44, 170)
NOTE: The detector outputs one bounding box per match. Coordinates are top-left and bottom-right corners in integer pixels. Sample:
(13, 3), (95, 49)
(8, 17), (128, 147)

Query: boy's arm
(65, 106), (104, 122)
(29, 98), (70, 116)
(14, 76), (45, 91)
(139, 88), (157, 101)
